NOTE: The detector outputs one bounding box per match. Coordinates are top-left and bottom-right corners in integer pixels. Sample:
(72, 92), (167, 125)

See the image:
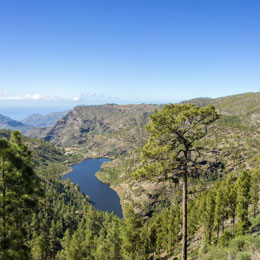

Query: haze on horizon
(0, 0), (260, 117)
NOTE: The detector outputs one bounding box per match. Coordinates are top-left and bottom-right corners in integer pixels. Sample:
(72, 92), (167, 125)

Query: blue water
(63, 158), (123, 218)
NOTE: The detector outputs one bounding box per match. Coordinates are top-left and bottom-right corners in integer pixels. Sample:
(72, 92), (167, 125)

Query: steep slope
(21, 111), (68, 128)
(0, 129), (72, 175)
(97, 93), (260, 215)
(41, 93), (260, 216)
(44, 104), (159, 158)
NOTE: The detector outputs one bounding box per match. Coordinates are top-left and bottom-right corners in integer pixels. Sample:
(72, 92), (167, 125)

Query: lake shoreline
(62, 158), (123, 218)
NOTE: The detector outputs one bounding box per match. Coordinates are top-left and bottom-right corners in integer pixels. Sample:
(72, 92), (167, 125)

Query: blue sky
(0, 0), (260, 117)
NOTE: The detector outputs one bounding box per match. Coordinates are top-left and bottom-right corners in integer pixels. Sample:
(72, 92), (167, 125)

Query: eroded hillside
(44, 104), (159, 158)
(40, 93), (260, 216)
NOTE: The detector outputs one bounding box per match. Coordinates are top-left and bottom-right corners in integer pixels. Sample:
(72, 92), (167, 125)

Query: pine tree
(203, 190), (215, 244)
(0, 131), (42, 260)
(67, 226), (86, 260)
(236, 171), (251, 235)
(104, 216), (122, 260)
(250, 169), (259, 216)
(120, 205), (142, 260)
(82, 208), (102, 259)
(95, 213), (122, 260)
(133, 104), (219, 260)
(139, 221), (152, 260)
(224, 173), (237, 233)
(49, 219), (59, 258)
(31, 231), (49, 260)
(56, 228), (71, 260)
(214, 185), (225, 242)
(166, 205), (181, 256)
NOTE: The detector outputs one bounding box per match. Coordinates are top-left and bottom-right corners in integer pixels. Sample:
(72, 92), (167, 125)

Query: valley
(1, 92), (260, 259)
(28, 93), (260, 217)
(2, 1), (260, 258)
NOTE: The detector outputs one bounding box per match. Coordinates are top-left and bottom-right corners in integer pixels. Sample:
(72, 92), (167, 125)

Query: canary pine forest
(1, 93), (260, 260)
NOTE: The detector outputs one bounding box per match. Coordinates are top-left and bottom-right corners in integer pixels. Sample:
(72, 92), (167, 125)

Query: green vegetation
(43, 104), (158, 158)
(133, 104), (219, 260)
(1, 93), (260, 259)
(91, 94), (260, 218)
(0, 131), (42, 259)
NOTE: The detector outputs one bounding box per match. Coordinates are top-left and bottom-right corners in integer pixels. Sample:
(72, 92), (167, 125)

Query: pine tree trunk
(232, 214), (235, 235)
(216, 223), (220, 243)
(182, 172), (187, 260)
(222, 215), (225, 233)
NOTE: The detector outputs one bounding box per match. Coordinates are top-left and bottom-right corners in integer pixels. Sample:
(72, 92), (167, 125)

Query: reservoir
(63, 158), (123, 218)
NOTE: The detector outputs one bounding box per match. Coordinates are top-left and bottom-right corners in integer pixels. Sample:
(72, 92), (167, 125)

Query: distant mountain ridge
(0, 113), (33, 132)
(0, 111), (68, 136)
(2, 91), (260, 142)
(21, 111), (68, 128)
(41, 92), (260, 155)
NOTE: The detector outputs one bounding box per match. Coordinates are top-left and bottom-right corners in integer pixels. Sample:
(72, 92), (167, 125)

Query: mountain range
(1, 92), (260, 259)
(0, 111), (68, 133)
(0, 113), (33, 132)
(21, 111), (68, 128)
(11, 92), (256, 216)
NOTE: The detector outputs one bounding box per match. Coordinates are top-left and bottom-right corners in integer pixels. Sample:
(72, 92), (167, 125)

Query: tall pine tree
(236, 171), (251, 235)
(134, 104), (219, 260)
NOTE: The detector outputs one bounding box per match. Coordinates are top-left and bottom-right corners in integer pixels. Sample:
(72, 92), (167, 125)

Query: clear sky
(0, 0), (260, 117)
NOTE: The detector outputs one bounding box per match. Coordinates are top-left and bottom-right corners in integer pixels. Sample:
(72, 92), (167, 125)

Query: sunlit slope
(44, 104), (158, 158)
(98, 93), (260, 215)
(41, 93), (260, 216)
(0, 129), (72, 177)
(184, 92), (260, 123)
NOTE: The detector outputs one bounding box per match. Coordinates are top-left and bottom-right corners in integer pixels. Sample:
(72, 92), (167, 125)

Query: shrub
(218, 230), (233, 247)
(202, 247), (228, 260)
(251, 213), (260, 228)
(237, 251), (252, 260)
(229, 236), (248, 254)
